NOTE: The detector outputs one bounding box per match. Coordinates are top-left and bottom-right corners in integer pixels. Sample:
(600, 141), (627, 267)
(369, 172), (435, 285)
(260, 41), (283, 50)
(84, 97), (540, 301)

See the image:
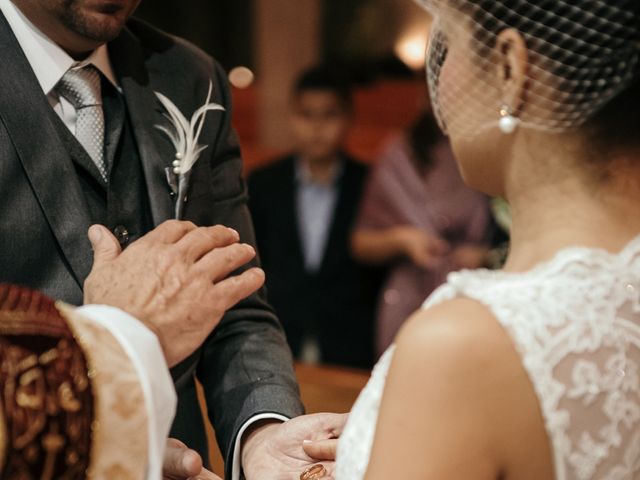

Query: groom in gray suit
(0, 0), (345, 477)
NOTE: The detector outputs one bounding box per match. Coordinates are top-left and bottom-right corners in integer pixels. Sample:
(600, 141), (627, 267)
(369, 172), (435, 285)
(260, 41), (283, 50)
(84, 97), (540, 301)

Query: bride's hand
(162, 438), (222, 480)
(302, 438), (338, 462)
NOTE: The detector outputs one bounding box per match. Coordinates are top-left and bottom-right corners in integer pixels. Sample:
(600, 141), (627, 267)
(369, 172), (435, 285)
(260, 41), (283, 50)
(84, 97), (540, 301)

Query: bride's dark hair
(587, 73), (640, 152)
(457, 0), (640, 150)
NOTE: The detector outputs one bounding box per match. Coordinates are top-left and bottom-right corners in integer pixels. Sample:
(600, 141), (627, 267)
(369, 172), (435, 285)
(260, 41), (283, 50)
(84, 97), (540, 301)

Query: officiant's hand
(84, 221), (265, 367)
(163, 438), (222, 480)
(241, 413), (348, 480)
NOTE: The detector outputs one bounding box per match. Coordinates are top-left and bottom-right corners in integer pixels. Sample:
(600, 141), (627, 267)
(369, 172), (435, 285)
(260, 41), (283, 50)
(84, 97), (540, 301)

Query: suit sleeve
(192, 62), (304, 475)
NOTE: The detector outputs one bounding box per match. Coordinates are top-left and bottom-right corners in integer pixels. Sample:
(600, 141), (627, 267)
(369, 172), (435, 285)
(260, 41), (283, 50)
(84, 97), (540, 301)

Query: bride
(304, 0), (640, 479)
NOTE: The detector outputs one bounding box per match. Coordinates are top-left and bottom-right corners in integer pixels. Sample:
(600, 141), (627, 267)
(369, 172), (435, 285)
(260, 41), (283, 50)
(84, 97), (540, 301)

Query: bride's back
(424, 239), (640, 479)
(337, 237), (640, 479)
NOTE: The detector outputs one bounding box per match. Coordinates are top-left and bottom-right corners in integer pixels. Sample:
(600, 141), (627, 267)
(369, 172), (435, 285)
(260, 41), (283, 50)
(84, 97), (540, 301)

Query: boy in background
(248, 66), (376, 368)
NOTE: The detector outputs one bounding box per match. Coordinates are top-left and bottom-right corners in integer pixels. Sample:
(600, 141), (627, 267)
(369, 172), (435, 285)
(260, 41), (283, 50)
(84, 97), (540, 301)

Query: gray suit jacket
(0, 13), (304, 475)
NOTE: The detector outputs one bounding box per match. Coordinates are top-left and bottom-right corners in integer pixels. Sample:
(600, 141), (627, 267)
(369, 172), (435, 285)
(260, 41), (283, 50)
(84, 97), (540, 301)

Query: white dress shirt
(0, 1), (287, 477)
(295, 158), (342, 273)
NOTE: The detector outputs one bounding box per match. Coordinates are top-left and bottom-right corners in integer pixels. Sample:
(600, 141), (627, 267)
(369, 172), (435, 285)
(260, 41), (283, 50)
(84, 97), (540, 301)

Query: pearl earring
(499, 105), (520, 134)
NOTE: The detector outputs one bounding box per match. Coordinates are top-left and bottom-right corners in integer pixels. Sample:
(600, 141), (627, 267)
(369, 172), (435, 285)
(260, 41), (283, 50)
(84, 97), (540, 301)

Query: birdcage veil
(414, 0), (640, 137)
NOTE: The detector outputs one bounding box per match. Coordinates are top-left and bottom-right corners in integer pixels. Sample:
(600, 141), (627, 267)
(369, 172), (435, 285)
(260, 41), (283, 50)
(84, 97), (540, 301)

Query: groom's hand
(241, 413), (348, 480)
(84, 221), (265, 367)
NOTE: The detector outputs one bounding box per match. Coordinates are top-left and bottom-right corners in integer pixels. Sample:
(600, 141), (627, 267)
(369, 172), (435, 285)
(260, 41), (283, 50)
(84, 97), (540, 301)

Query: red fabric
(0, 284), (93, 479)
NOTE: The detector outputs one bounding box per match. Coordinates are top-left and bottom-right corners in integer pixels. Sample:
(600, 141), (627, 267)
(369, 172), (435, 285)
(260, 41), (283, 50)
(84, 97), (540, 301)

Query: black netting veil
(415, 0), (640, 136)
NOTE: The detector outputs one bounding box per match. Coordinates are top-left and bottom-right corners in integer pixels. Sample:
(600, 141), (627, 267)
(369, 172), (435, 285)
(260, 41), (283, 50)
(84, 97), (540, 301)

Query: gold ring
(300, 463), (327, 480)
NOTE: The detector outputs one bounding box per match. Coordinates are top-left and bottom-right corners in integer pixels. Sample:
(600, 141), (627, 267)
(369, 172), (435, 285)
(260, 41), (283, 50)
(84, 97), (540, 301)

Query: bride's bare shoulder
(391, 297), (533, 426)
(396, 297), (512, 365)
(367, 298), (551, 478)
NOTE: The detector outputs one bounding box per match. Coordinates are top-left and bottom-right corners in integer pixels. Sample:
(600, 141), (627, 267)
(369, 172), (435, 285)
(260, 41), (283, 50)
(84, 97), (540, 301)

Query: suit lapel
(0, 12), (94, 288)
(319, 158), (353, 276)
(109, 28), (174, 226)
(283, 158), (307, 273)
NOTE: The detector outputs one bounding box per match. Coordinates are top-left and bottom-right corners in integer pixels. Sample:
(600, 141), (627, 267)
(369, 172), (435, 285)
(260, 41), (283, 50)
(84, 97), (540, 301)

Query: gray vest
(50, 80), (154, 257)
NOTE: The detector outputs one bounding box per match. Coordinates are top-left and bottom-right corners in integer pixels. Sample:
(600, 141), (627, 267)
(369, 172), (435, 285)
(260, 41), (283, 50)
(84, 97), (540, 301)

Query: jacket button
(113, 225), (130, 247)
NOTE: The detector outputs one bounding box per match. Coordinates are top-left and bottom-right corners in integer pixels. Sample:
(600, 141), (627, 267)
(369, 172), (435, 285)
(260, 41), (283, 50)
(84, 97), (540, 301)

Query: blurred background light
(229, 66), (255, 89)
(394, 30), (428, 71)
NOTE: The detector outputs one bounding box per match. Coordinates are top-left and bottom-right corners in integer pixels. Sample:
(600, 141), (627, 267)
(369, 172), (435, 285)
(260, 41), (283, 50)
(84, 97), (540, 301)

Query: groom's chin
(61, 0), (139, 43)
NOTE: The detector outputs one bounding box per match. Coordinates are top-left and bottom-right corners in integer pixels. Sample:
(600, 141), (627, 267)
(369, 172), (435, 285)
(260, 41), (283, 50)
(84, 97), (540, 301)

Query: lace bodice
(336, 236), (640, 479)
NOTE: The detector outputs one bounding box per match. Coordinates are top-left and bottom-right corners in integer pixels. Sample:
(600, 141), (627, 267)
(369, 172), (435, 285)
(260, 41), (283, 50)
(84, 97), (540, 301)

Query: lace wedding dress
(336, 236), (640, 479)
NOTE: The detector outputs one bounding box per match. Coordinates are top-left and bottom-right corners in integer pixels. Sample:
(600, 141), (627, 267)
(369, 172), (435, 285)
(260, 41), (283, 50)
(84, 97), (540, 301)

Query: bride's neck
(502, 153), (640, 273)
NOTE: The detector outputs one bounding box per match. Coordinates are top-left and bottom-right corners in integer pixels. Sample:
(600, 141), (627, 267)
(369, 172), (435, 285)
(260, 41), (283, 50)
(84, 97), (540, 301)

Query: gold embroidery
(16, 354), (38, 373)
(13, 369), (47, 450)
(0, 325), (93, 478)
(39, 349), (59, 365)
(58, 382), (82, 413)
(16, 367), (46, 409)
(41, 425), (65, 480)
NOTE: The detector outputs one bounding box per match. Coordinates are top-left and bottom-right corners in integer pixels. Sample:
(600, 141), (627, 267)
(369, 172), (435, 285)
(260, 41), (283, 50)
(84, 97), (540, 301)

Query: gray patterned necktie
(56, 65), (108, 182)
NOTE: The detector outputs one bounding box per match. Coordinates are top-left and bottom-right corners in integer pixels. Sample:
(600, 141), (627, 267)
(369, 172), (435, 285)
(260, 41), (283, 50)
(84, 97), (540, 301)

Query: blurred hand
(241, 413), (349, 480)
(84, 220), (265, 367)
(450, 245), (489, 270)
(163, 438), (222, 480)
(393, 226), (449, 269)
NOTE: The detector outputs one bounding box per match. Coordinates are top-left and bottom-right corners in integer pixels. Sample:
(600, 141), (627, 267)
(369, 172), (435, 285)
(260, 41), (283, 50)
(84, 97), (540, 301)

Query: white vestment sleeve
(77, 305), (177, 480)
(231, 414), (289, 480)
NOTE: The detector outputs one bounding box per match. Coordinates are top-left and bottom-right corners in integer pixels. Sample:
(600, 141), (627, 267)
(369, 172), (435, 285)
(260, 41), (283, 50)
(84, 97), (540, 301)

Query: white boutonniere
(155, 82), (225, 219)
